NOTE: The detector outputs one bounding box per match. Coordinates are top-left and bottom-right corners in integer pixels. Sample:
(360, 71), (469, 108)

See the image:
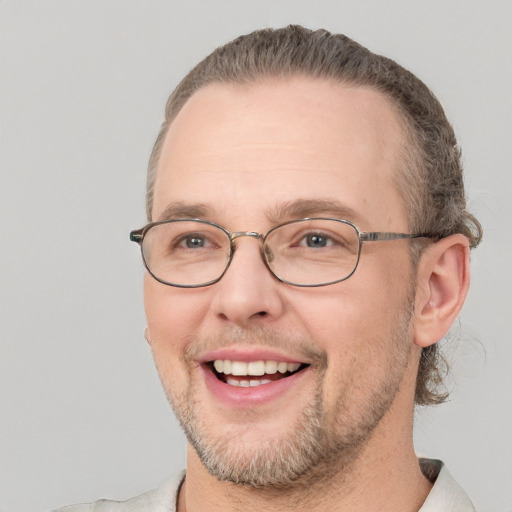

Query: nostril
(256, 311), (267, 317)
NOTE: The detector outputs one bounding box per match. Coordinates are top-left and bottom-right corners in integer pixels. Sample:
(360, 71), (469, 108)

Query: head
(139, 26), (481, 489)
(145, 25), (481, 406)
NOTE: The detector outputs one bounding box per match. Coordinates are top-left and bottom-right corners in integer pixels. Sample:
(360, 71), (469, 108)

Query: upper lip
(196, 347), (309, 365)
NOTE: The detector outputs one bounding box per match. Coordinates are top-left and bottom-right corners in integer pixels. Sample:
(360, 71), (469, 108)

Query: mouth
(208, 359), (309, 388)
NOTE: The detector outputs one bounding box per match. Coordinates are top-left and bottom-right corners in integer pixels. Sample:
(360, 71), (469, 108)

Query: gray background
(0, 1), (510, 511)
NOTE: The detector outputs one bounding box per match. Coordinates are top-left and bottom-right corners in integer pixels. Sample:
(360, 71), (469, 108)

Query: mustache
(184, 326), (327, 368)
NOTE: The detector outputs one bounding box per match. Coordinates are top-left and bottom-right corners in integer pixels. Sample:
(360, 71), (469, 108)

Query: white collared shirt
(52, 459), (476, 511)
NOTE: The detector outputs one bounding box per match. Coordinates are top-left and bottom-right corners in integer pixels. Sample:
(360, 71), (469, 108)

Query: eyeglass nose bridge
(228, 230), (271, 261)
(229, 231), (264, 242)
(226, 231), (275, 278)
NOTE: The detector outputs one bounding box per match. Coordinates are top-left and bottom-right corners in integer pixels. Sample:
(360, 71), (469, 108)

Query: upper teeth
(213, 360), (301, 376)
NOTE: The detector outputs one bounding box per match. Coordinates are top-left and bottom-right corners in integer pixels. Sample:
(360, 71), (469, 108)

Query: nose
(210, 235), (285, 327)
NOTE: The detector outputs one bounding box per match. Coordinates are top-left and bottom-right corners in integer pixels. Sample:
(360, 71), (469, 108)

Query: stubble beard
(162, 301), (414, 490)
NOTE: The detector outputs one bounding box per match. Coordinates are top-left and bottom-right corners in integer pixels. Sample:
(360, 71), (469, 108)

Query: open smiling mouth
(209, 360), (309, 388)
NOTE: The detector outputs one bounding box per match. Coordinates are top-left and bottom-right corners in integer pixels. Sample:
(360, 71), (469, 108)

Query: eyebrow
(156, 202), (213, 221)
(265, 199), (364, 225)
(156, 198), (364, 225)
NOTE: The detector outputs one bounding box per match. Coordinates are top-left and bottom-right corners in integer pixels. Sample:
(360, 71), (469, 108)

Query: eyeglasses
(130, 218), (429, 288)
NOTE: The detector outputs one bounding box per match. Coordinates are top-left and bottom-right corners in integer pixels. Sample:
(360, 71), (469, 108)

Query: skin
(144, 78), (470, 511)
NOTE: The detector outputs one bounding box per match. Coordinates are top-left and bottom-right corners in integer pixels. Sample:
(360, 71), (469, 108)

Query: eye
(184, 235), (206, 248)
(300, 232), (336, 248)
(174, 232), (216, 250)
(305, 233), (328, 248)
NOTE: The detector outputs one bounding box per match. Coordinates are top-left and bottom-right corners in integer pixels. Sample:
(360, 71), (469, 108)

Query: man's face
(145, 78), (419, 486)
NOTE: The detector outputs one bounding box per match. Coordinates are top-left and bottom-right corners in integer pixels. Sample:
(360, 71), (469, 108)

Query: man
(57, 25), (481, 511)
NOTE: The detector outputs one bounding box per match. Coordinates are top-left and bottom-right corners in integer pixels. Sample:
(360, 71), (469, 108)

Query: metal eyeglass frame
(130, 217), (431, 288)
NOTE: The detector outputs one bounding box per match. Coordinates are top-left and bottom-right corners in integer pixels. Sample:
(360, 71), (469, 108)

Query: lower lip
(201, 364), (309, 407)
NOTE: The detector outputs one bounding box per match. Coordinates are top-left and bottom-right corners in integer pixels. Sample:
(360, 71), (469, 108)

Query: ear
(413, 234), (471, 348)
(144, 327), (153, 346)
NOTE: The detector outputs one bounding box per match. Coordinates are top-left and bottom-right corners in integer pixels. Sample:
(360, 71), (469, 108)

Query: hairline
(146, 76), (419, 234)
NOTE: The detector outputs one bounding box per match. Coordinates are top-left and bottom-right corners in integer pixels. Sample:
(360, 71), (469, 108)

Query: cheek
(293, 270), (412, 389)
(291, 283), (380, 348)
(143, 277), (211, 374)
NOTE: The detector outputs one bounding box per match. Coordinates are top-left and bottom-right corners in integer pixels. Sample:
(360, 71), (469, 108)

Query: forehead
(154, 78), (408, 229)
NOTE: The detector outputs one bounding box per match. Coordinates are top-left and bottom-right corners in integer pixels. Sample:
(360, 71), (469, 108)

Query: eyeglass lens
(141, 219), (361, 287)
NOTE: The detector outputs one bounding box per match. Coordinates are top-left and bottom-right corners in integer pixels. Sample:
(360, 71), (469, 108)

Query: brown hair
(146, 25), (482, 405)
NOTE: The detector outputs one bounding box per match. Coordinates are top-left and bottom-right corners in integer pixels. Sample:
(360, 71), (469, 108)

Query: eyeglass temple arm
(360, 232), (428, 242)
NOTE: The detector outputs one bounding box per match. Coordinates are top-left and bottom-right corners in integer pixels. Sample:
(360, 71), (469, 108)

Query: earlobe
(414, 234), (471, 348)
